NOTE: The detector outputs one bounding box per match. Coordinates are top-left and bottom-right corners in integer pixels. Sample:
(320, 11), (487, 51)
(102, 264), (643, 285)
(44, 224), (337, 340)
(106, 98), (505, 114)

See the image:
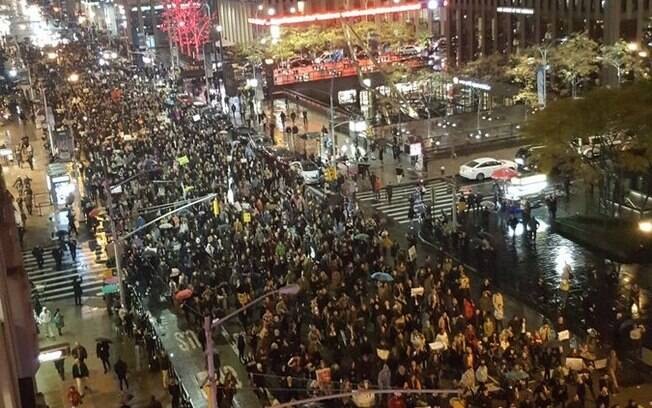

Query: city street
(1, 1), (651, 408)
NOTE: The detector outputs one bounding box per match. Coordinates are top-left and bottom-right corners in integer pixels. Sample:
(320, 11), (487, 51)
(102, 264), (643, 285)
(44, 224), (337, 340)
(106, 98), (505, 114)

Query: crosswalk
(357, 179), (489, 224)
(22, 239), (115, 302)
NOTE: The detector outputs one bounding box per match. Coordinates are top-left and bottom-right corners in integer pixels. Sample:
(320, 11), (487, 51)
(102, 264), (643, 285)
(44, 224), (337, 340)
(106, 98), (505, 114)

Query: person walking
(38, 306), (55, 338)
(68, 239), (77, 262)
(168, 377), (181, 408)
(72, 358), (89, 396)
(67, 385), (82, 408)
(386, 183), (393, 204)
(237, 332), (246, 361)
(54, 355), (66, 380)
(51, 246), (63, 270)
(32, 245), (44, 269)
(53, 308), (64, 336)
(25, 186), (33, 215)
(160, 352), (170, 388)
(373, 174), (382, 200)
(71, 342), (88, 362)
(607, 349), (621, 393)
(73, 276), (83, 306)
(96, 340), (111, 373)
(114, 357), (129, 390)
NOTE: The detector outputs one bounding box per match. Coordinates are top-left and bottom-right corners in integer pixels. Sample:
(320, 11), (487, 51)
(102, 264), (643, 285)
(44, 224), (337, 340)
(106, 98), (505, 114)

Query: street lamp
(204, 284), (300, 408)
(289, 6), (296, 13)
(639, 220), (652, 233)
(268, 7), (276, 16)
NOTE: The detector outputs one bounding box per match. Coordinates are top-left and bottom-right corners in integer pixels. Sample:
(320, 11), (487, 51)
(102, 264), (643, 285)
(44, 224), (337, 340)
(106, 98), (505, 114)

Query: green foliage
(508, 50), (539, 107)
(599, 39), (649, 84)
(461, 53), (512, 82)
(551, 33), (599, 97)
(523, 81), (652, 180)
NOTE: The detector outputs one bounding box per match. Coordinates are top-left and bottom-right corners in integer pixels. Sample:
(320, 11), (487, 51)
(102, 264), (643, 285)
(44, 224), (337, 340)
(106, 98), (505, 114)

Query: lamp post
(204, 284), (300, 408)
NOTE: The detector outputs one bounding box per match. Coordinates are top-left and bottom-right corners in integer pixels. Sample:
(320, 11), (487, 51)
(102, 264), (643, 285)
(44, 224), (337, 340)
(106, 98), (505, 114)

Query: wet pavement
(422, 184), (652, 353)
(145, 296), (263, 408)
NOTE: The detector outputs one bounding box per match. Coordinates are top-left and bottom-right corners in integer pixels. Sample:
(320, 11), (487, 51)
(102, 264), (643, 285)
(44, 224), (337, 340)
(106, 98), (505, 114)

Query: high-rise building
(440, 0), (652, 64)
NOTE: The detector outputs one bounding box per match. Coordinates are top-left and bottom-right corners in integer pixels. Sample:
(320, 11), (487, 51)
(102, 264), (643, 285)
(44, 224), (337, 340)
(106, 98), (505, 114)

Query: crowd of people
(29, 26), (648, 408)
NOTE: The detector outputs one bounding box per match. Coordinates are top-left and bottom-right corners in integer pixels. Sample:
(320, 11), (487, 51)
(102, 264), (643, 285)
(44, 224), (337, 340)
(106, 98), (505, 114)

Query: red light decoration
(248, 2), (423, 26)
(161, 0), (213, 59)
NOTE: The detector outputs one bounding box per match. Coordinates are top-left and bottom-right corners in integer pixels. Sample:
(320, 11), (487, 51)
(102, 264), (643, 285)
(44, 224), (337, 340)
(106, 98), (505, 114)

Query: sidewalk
(35, 298), (168, 408)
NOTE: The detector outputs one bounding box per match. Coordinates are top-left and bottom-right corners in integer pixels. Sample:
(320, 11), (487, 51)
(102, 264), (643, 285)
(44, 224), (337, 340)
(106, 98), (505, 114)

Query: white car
(290, 161), (321, 185)
(459, 157), (517, 181)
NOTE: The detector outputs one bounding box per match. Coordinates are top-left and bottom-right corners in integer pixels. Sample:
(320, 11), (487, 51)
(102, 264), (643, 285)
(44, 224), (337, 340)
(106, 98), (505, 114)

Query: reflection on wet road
(456, 205), (650, 347)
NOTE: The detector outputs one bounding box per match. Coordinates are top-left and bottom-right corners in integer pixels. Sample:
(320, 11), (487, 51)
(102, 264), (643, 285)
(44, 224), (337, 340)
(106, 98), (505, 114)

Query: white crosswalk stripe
(22, 241), (115, 302)
(358, 179), (490, 224)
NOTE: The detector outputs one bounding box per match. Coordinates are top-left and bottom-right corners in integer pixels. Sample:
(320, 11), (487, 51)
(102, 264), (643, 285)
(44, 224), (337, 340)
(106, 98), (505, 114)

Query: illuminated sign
(248, 3), (423, 26)
(453, 77), (492, 91)
(496, 7), (534, 15)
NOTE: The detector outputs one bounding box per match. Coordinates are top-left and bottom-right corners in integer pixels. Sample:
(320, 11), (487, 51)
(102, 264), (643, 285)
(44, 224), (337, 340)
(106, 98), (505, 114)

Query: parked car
(397, 45), (423, 57)
(287, 57), (312, 68)
(515, 145), (545, 171)
(459, 157), (517, 181)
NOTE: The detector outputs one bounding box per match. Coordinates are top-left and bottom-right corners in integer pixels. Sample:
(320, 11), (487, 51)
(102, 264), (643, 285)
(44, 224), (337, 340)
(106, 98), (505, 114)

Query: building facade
(441, 0), (652, 64)
(0, 169), (39, 408)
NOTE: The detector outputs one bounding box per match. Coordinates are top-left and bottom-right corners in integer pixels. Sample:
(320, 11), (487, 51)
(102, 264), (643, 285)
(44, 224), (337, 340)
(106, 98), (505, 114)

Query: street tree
(551, 32), (599, 97)
(523, 81), (652, 215)
(599, 39), (648, 85)
(461, 53), (512, 82)
(161, 0), (213, 59)
(508, 51), (539, 108)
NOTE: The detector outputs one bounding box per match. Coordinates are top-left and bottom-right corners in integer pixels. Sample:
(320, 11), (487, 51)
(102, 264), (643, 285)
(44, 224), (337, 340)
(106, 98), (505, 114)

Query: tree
(523, 81), (652, 215)
(508, 51), (539, 108)
(161, 0), (213, 59)
(599, 39), (648, 86)
(551, 33), (599, 97)
(461, 53), (512, 82)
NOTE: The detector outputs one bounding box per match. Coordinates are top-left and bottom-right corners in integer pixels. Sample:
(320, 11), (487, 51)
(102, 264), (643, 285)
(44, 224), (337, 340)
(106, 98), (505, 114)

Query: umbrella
(371, 272), (394, 282)
(170, 268), (181, 277)
(175, 289), (193, 301)
(491, 167), (519, 180)
(354, 233), (370, 241)
(159, 222), (173, 230)
(88, 207), (106, 219)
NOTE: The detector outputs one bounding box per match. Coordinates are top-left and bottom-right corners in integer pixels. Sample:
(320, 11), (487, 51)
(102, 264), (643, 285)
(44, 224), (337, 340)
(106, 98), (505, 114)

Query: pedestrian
(160, 352), (170, 388)
(114, 357), (129, 390)
(67, 385), (82, 408)
(595, 386), (610, 408)
(71, 358), (89, 396)
(51, 247), (63, 270)
(25, 187), (33, 215)
(38, 306), (55, 338)
(395, 166), (404, 184)
(73, 276), (83, 306)
(168, 377), (181, 408)
(71, 342), (88, 362)
(607, 349), (621, 393)
(302, 110), (308, 128)
(68, 239), (77, 262)
(53, 308), (64, 336)
(440, 165), (445, 176)
(373, 174), (382, 200)
(386, 183), (393, 204)
(237, 332), (246, 361)
(32, 245), (44, 269)
(54, 356), (65, 380)
(96, 340), (111, 373)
